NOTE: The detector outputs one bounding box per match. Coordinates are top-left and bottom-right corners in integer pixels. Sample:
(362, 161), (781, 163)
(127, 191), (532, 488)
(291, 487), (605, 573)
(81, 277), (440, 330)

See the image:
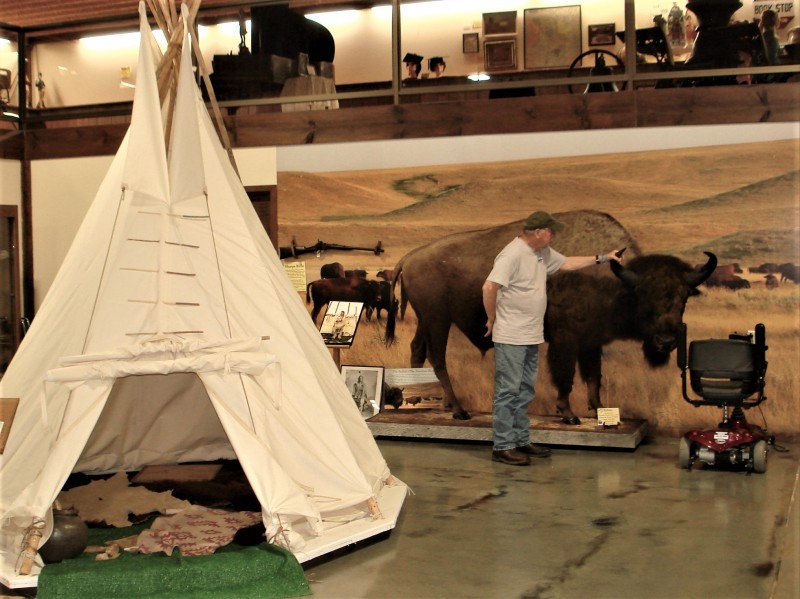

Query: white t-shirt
(486, 236), (565, 345)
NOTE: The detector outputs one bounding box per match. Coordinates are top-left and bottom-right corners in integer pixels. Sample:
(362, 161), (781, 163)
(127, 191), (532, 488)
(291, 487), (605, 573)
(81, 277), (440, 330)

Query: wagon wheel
(752, 440), (768, 473)
(678, 436), (693, 470)
(567, 49), (627, 94)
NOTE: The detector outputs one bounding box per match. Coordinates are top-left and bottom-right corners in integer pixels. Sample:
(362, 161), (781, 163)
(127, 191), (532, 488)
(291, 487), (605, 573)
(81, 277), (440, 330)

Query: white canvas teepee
(0, 2), (405, 587)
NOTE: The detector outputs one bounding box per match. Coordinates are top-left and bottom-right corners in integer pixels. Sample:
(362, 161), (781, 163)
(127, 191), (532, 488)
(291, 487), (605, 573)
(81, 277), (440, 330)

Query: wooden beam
(15, 82), (800, 161)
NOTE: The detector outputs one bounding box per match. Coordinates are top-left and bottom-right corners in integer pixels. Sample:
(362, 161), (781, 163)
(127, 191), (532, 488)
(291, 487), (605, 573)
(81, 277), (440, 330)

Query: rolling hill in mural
(277, 140), (799, 271)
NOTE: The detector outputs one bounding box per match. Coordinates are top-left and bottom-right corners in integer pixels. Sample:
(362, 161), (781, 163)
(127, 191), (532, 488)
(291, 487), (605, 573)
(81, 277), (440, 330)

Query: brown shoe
(492, 448), (531, 466)
(516, 443), (552, 458)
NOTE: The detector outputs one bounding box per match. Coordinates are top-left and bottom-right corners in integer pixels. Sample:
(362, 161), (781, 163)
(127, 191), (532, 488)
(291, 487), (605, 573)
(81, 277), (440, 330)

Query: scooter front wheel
(679, 437), (693, 469)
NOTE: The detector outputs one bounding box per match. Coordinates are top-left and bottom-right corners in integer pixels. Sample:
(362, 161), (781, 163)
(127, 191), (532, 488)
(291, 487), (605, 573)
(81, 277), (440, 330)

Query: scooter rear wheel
(752, 439), (768, 473)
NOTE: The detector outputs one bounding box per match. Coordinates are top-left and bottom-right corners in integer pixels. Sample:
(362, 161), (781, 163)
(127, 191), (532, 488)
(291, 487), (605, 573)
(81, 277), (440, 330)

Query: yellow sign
(283, 261), (307, 292)
(597, 407), (620, 427)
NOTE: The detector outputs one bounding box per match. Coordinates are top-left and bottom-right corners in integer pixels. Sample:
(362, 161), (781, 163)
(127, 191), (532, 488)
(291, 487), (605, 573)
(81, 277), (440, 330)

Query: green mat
(36, 523), (311, 599)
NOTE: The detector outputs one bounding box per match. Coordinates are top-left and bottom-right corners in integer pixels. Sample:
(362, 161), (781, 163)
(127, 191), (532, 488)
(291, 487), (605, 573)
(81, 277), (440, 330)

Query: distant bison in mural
(320, 262), (345, 279)
(764, 273), (779, 289)
(778, 263), (800, 284)
(702, 264), (751, 290)
(306, 277), (382, 324)
(385, 210), (716, 423)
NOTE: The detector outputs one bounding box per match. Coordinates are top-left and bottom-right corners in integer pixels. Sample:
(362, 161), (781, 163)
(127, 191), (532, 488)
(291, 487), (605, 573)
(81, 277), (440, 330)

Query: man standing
(482, 211), (622, 466)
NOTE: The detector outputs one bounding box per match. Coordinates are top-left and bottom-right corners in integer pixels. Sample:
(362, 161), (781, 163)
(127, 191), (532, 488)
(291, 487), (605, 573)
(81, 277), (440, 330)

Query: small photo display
(341, 366), (384, 419)
(320, 301), (364, 347)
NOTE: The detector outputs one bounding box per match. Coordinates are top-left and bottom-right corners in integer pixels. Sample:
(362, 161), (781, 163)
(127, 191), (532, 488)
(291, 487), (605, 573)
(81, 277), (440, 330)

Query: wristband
(601, 254), (607, 264)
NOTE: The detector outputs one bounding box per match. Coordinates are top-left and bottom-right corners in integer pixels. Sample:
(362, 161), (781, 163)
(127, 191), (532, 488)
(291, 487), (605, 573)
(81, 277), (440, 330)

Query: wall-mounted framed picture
(463, 32), (480, 54)
(320, 301), (364, 347)
(588, 23), (616, 46)
(524, 5), (582, 69)
(483, 11), (517, 36)
(341, 365), (384, 419)
(484, 39), (517, 71)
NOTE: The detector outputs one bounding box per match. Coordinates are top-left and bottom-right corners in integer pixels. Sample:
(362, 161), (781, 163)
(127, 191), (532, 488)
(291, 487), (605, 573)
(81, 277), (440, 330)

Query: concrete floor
(305, 436), (800, 599)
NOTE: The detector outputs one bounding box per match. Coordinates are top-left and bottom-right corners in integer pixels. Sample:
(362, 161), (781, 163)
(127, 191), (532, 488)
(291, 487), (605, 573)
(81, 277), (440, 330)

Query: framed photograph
(588, 23), (616, 46)
(484, 39), (517, 71)
(341, 365), (384, 419)
(319, 301), (364, 347)
(463, 32), (479, 54)
(483, 11), (517, 36)
(524, 5), (582, 69)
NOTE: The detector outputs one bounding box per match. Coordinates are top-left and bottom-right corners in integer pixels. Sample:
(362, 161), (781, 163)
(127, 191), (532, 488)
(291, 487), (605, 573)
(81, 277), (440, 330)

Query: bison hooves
(561, 416), (581, 425)
(452, 410), (471, 421)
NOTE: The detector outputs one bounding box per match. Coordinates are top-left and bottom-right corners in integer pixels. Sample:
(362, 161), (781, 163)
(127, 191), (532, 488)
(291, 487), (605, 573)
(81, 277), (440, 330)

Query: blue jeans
(492, 343), (539, 451)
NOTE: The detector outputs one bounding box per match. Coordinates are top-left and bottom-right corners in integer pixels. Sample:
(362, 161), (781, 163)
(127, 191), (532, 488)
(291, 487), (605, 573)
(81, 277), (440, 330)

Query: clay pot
(38, 508), (89, 564)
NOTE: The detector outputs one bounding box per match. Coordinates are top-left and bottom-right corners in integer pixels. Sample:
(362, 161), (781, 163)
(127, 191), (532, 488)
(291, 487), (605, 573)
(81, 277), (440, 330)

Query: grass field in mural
(278, 140), (800, 437)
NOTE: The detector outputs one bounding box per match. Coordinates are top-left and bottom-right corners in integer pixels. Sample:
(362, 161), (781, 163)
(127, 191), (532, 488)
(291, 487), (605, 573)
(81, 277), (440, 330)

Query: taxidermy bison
(385, 210), (716, 423)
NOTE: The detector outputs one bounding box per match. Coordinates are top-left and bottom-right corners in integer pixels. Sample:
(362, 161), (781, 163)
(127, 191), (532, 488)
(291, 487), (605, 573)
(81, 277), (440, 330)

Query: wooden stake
(16, 519), (45, 576)
(367, 497), (382, 520)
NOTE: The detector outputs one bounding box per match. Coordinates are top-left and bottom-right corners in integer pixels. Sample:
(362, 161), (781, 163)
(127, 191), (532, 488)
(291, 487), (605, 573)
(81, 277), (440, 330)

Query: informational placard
(597, 407), (620, 427)
(283, 261), (307, 292)
(384, 368), (440, 386)
(383, 368), (444, 410)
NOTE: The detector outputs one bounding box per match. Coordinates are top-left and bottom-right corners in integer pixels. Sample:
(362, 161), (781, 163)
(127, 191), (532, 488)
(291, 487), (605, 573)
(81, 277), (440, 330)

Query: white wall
(30, 147), (276, 308)
(31, 155), (112, 305)
(29, 24), (246, 108)
(276, 122), (800, 172)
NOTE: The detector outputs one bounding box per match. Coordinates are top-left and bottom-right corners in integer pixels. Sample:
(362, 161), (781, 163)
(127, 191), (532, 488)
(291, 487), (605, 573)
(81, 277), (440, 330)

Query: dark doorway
(246, 185), (278, 253)
(0, 206), (21, 374)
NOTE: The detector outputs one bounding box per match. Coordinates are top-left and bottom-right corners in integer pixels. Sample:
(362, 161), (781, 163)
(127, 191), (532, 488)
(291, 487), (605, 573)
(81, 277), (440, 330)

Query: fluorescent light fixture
(401, 0), (488, 18)
(217, 20), (250, 37)
(81, 30), (166, 50)
(370, 6), (392, 20)
(306, 10), (359, 26)
(2, 111), (19, 118)
(467, 72), (490, 81)
(81, 31), (140, 50)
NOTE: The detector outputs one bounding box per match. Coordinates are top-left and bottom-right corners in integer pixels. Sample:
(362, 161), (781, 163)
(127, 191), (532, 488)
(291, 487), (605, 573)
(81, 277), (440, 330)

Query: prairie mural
(278, 140), (800, 437)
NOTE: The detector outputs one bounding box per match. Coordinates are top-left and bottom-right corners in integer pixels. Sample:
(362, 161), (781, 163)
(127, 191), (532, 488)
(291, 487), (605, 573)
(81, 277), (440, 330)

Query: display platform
(367, 410), (648, 450)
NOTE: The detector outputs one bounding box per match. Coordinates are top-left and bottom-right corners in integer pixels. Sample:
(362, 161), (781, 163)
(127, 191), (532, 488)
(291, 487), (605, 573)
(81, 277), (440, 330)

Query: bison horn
(685, 251), (717, 288)
(610, 259), (639, 287)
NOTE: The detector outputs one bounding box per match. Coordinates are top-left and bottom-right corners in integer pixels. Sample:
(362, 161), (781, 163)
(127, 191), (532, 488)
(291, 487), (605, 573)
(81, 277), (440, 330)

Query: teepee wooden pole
(166, 0), (179, 29)
(149, 0), (181, 148)
(187, 15), (239, 176)
(146, 0), (170, 37)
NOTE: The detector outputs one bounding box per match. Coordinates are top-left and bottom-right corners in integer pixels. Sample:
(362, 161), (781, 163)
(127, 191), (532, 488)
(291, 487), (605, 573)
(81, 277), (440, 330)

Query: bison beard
(384, 210), (715, 424)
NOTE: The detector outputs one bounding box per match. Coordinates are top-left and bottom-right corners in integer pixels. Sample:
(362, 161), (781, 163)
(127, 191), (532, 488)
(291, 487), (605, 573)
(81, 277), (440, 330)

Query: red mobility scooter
(677, 322), (769, 473)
